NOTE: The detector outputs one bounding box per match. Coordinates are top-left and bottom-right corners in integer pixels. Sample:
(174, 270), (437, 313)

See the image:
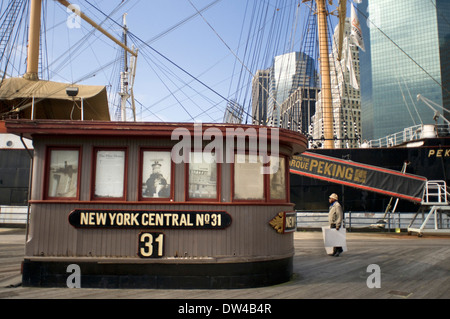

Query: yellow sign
(269, 211), (296, 234)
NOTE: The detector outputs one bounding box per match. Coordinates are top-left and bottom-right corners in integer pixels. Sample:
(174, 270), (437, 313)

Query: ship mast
(302, 0), (346, 148)
(119, 13), (138, 122)
(56, 1), (138, 122)
(120, 13), (129, 122)
(23, 0), (41, 81)
(24, 0), (138, 80)
(316, 0), (334, 148)
(22, 0), (138, 120)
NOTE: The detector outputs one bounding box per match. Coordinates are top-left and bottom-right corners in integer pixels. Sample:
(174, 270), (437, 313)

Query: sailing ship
(287, 1), (450, 216)
(0, 0), (449, 289)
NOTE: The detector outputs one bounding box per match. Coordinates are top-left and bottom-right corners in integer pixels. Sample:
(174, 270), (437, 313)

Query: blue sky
(7, 0), (344, 123)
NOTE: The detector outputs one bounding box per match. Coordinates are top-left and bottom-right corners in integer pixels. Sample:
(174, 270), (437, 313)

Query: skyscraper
(267, 52), (317, 127)
(251, 69), (270, 125)
(312, 17), (362, 148)
(359, 0), (450, 141)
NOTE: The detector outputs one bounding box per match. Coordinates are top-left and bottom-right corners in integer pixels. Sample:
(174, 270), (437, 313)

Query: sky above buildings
(9, 0), (346, 123)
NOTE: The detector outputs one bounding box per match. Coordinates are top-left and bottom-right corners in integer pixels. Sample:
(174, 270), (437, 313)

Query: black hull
(0, 149), (30, 206)
(290, 137), (450, 212)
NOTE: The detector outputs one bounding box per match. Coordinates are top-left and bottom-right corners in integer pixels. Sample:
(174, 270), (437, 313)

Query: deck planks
(0, 228), (449, 299)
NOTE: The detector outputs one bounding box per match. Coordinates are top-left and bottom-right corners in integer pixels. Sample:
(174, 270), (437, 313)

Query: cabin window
(233, 154), (264, 200)
(140, 150), (172, 200)
(269, 155), (287, 200)
(188, 151), (218, 200)
(232, 154), (288, 202)
(46, 147), (80, 199)
(93, 148), (127, 200)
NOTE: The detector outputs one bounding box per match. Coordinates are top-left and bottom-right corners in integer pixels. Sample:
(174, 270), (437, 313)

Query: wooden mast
(337, 0), (347, 62)
(23, 0), (138, 81)
(316, 0), (334, 148)
(24, 0), (42, 81)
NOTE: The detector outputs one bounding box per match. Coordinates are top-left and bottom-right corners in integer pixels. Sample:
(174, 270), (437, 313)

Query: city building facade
(251, 69), (270, 125)
(312, 18), (362, 148)
(252, 51), (318, 133)
(359, 0), (450, 141)
(267, 52), (317, 127)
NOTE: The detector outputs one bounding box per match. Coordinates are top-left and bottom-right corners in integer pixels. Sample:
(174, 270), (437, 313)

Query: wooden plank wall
(26, 135), (295, 261)
(26, 203), (294, 260)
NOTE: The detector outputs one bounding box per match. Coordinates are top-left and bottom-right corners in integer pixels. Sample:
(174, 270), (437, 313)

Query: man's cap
(329, 193), (338, 200)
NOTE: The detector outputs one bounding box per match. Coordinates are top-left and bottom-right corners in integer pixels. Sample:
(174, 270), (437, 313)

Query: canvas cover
(0, 77), (110, 121)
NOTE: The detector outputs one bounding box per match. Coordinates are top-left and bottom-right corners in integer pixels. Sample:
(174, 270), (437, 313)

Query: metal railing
(422, 180), (448, 205)
(0, 206), (27, 226)
(365, 124), (450, 148)
(295, 210), (448, 232)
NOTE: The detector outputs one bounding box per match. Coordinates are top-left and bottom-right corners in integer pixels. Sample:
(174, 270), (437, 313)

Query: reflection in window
(269, 156), (286, 200)
(234, 154), (264, 200)
(189, 152), (217, 199)
(142, 151), (171, 199)
(94, 149), (125, 198)
(48, 149), (79, 198)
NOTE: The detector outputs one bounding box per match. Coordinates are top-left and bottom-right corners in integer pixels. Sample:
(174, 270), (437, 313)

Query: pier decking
(0, 228), (448, 299)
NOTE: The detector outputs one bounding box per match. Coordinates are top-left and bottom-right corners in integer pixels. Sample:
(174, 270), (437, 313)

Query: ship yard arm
(54, 0), (138, 58)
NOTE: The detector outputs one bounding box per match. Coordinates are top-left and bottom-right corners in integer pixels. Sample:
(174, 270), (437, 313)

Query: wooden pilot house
(3, 119), (307, 288)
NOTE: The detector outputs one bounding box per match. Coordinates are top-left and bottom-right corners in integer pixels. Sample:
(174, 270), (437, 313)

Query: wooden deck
(0, 227), (449, 299)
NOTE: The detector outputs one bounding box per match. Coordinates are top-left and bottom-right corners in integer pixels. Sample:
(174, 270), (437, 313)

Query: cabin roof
(1, 119), (307, 155)
(0, 77), (110, 121)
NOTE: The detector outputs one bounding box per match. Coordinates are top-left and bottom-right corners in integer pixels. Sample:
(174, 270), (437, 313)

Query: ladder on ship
(407, 180), (450, 237)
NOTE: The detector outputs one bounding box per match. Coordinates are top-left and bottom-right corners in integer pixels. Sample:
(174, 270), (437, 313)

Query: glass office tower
(267, 52), (317, 126)
(359, 0), (450, 141)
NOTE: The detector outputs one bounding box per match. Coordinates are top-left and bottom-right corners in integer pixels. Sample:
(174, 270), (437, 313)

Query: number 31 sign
(138, 232), (164, 258)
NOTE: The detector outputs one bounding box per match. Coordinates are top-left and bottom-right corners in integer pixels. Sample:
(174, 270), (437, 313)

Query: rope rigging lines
(0, 0), (445, 139)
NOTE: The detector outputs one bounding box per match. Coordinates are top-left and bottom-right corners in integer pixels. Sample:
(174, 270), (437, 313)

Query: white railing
(422, 180), (448, 205)
(0, 206), (28, 225)
(408, 181), (450, 235)
(365, 124), (450, 148)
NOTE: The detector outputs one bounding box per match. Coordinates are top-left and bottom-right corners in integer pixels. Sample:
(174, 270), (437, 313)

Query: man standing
(328, 193), (344, 257)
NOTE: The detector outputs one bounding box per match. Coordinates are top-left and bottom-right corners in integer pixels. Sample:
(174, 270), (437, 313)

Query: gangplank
(290, 152), (450, 236)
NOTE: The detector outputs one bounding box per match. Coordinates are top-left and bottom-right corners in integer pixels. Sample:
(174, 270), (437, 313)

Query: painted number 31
(138, 232), (164, 258)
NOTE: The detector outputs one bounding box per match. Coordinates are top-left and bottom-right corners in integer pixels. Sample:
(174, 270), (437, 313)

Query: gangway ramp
(290, 152), (427, 203)
(290, 152), (450, 236)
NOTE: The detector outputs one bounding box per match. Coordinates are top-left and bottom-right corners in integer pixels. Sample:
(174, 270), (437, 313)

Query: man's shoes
(331, 248), (337, 256)
(333, 247), (343, 257)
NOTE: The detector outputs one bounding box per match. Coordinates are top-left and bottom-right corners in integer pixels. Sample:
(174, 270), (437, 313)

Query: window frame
(231, 153), (289, 203)
(185, 150), (221, 202)
(138, 148), (174, 201)
(91, 146), (128, 201)
(44, 146), (82, 201)
(232, 152), (265, 202)
(268, 155), (289, 203)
